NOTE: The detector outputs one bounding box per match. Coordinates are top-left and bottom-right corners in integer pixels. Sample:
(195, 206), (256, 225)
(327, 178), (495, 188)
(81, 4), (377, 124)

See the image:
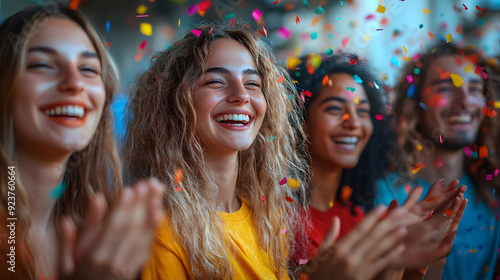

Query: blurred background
(2, 0), (500, 139)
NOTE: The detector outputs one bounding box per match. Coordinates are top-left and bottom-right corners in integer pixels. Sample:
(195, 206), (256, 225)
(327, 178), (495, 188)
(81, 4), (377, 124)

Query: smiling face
(419, 55), (485, 150)
(12, 17), (105, 156)
(304, 73), (373, 169)
(193, 39), (266, 154)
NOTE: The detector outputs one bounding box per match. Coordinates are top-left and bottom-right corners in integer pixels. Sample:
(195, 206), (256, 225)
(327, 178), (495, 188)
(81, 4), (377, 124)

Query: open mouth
(444, 113), (472, 124)
(332, 136), (359, 150)
(215, 114), (250, 126)
(41, 104), (89, 127)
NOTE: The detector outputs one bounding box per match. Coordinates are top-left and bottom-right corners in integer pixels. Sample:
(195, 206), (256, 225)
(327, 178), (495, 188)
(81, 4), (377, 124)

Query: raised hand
(59, 178), (165, 280)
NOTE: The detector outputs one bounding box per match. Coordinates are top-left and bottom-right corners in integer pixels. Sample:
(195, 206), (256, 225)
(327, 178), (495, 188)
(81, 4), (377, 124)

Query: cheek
(426, 95), (448, 108)
(88, 83), (106, 112)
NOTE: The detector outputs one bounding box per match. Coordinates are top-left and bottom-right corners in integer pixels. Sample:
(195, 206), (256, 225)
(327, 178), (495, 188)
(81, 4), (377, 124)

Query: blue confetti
(106, 19), (111, 32)
(269, 136), (276, 140)
(391, 56), (399, 67)
(340, 0), (343, 6)
(373, 80), (379, 89)
(407, 84), (416, 98)
(353, 74), (363, 84)
(336, 17), (341, 20)
(50, 181), (67, 199)
(303, 0), (308, 9)
(418, 102), (427, 110)
(438, 36), (447, 43)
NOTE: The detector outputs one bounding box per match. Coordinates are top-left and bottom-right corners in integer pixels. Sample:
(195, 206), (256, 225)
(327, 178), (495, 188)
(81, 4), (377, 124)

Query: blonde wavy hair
(0, 5), (122, 278)
(392, 42), (500, 201)
(124, 21), (310, 279)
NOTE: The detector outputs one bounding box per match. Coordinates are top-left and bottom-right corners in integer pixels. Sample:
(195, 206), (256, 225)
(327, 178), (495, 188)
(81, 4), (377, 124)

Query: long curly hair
(123, 21), (309, 279)
(289, 53), (398, 212)
(0, 5), (122, 279)
(392, 42), (500, 202)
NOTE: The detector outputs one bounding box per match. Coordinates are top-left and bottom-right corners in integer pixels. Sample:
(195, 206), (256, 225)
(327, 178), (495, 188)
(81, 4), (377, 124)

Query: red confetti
(462, 4), (468, 10)
(175, 187), (182, 192)
(140, 40), (147, 50)
(476, 6), (482, 11)
(479, 145), (488, 159)
(434, 158), (444, 169)
(104, 42), (112, 47)
(295, 15), (301, 24)
(495, 211), (498, 221)
(349, 59), (357, 65)
(278, 76), (284, 83)
(272, 0), (280, 4)
(428, 31), (434, 39)
(302, 90), (312, 97)
(404, 184), (411, 194)
(443, 209), (454, 217)
(198, 0), (212, 11)
(322, 74), (329, 86)
(285, 196), (295, 203)
(69, 0), (81, 11)
(342, 113), (349, 120)
(261, 194), (265, 202)
(375, 114), (383, 121)
(340, 185), (353, 202)
(342, 37), (350, 48)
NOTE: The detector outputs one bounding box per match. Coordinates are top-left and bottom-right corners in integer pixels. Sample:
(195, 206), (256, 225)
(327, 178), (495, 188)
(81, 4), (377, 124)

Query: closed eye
(28, 62), (52, 69)
(205, 79), (224, 85)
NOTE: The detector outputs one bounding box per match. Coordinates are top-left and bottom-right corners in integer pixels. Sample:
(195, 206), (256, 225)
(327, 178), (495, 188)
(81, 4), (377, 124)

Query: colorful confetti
(340, 185), (353, 202)
(278, 76), (284, 83)
(423, 8), (431, 14)
(375, 114), (383, 121)
(288, 178), (300, 189)
(376, 4), (386, 13)
(391, 56), (399, 67)
(279, 177), (287, 185)
(329, 201), (334, 208)
(447, 34), (452, 43)
(450, 73), (463, 87)
(277, 26), (292, 39)
(406, 75), (414, 83)
(106, 19), (111, 32)
(311, 32), (318, 40)
(342, 37), (350, 48)
(346, 87), (355, 92)
(412, 163), (427, 174)
(191, 29), (202, 37)
(137, 4), (148, 14)
(69, 0), (81, 11)
(140, 23), (153, 36)
(295, 15), (301, 24)
(353, 74), (363, 84)
(174, 168), (183, 185)
(314, 7), (325, 15)
(261, 194), (265, 202)
(252, 9), (263, 21)
(285, 196), (295, 203)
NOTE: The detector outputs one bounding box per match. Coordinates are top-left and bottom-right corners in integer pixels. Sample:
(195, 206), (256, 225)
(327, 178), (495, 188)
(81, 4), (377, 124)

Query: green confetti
(326, 48), (333, 55)
(314, 7), (325, 15)
(224, 13), (235, 19)
(303, 0), (308, 9)
(311, 32), (318, 40)
(50, 181), (67, 199)
(346, 87), (355, 92)
(414, 68), (421, 74)
(419, 24), (423, 29)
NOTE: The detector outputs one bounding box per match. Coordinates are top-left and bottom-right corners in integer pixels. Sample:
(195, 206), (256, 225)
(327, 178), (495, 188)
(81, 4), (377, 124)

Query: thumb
(59, 217), (76, 277)
(320, 216), (341, 251)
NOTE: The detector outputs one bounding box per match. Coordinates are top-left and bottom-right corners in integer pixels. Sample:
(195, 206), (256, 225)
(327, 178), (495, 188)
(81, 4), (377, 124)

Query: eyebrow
(319, 96), (369, 105)
(430, 77), (483, 86)
(28, 46), (99, 58)
(205, 67), (260, 76)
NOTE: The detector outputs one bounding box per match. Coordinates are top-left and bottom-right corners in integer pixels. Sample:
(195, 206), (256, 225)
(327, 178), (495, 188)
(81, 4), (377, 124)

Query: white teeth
(44, 105), (85, 118)
(215, 114), (250, 124)
(333, 136), (359, 144)
(446, 114), (471, 124)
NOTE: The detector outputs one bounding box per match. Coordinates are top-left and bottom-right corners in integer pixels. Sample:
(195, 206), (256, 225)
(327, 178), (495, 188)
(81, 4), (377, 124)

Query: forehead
(423, 55), (481, 84)
(204, 39), (257, 69)
(318, 73), (368, 100)
(27, 17), (96, 52)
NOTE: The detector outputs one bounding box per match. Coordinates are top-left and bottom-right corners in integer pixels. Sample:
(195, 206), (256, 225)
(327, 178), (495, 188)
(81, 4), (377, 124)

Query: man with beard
(374, 42), (500, 280)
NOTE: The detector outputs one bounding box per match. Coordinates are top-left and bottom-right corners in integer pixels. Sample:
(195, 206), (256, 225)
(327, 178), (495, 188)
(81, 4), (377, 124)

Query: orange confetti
(295, 15), (300, 24)
(443, 209), (454, 217)
(342, 113), (349, 120)
(340, 185), (353, 202)
(479, 145), (488, 159)
(285, 196), (295, 203)
(104, 42), (112, 47)
(428, 31), (434, 39)
(322, 74), (329, 86)
(175, 168), (184, 185)
(484, 266), (489, 273)
(376, 4), (386, 13)
(175, 187), (182, 192)
(272, 0), (280, 4)
(278, 76), (284, 83)
(412, 163), (427, 174)
(69, 0), (81, 10)
(311, 16), (323, 26)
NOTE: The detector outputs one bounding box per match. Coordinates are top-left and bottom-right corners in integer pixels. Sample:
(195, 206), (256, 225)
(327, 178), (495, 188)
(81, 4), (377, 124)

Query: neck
(16, 147), (69, 235)
(417, 147), (465, 186)
(310, 159), (343, 211)
(204, 149), (241, 213)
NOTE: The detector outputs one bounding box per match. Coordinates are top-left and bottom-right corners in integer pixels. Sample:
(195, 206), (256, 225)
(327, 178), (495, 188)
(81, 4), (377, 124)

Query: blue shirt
(374, 172), (500, 280)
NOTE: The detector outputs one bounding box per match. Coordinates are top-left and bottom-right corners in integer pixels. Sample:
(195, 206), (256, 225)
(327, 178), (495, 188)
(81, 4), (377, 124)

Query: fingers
(365, 244), (405, 277)
(340, 206), (387, 250)
(319, 216), (341, 252)
(59, 217), (77, 276)
(401, 186), (423, 212)
(75, 194), (107, 260)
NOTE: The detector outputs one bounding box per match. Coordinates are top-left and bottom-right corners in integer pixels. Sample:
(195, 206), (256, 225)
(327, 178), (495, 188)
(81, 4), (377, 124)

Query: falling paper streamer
(252, 9), (263, 21)
(140, 23), (153, 36)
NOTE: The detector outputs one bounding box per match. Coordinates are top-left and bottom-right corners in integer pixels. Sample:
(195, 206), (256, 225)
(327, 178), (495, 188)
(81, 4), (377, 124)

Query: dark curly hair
(289, 53), (399, 212)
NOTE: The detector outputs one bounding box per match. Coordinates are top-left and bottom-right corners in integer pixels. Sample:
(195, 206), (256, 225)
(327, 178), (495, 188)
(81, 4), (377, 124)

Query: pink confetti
(487, 174), (493, 181)
(187, 4), (198, 16)
(375, 114), (383, 121)
(252, 9), (263, 21)
(365, 14), (375, 20)
(136, 15), (149, 17)
(277, 26), (292, 39)
(494, 169), (499, 176)
(474, 66), (484, 76)
(342, 37), (350, 48)
(191, 29), (202, 37)
(139, 40), (147, 50)
(482, 72), (489, 79)
(406, 75), (414, 83)
(440, 135), (443, 143)
(261, 194), (265, 202)
(279, 177), (287, 185)
(299, 259), (309, 265)
(464, 146), (472, 158)
(282, 228), (286, 234)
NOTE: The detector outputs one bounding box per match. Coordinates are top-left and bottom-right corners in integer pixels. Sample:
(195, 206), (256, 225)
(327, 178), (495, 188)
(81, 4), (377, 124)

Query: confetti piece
(469, 249), (478, 253)
(303, 90), (312, 97)
(278, 76), (284, 83)
(346, 87), (355, 92)
(342, 37), (349, 48)
(198, 0), (212, 11)
(175, 187), (182, 192)
(277, 26), (292, 40)
(412, 163), (426, 174)
(178, 19), (181, 26)
(106, 20), (111, 32)
(482, 72), (489, 79)
(295, 15), (301, 24)
(50, 182), (66, 199)
(373, 80), (379, 89)
(463, 4), (468, 10)
(311, 32), (318, 40)
(252, 9), (263, 21)
(417, 144), (423, 151)
(136, 15), (149, 18)
(175, 168), (183, 184)
(464, 65), (472, 73)
(191, 29), (202, 37)
(495, 169), (499, 176)
(187, 4), (199, 16)
(340, 185), (353, 202)
(137, 4), (148, 14)
(443, 209), (454, 216)
(479, 145), (488, 159)
(342, 113), (349, 120)
(269, 136), (276, 140)
(329, 201), (334, 208)
(376, 4), (386, 13)
(419, 24), (423, 29)
(449, 73), (463, 87)
(299, 259), (309, 265)
(484, 266), (489, 274)
(406, 75), (414, 83)
(272, 0), (280, 4)
(428, 95), (448, 108)
(69, 0), (81, 11)
(375, 114), (383, 121)
(428, 31), (434, 39)
(224, 13), (235, 19)
(326, 47), (333, 55)
(487, 174), (493, 181)
(440, 135), (443, 143)
(285, 196), (295, 203)
(303, 0), (308, 9)
(354, 97), (359, 104)
(314, 7), (325, 15)
(419, 102), (427, 110)
(140, 23), (153, 36)
(353, 74), (363, 84)
(311, 16), (323, 26)
(321, 75), (329, 86)
(434, 158), (444, 169)
(282, 228), (287, 234)
(104, 41), (112, 47)
(139, 40), (147, 50)
(476, 6), (482, 11)
(261, 194), (265, 202)
(405, 184), (411, 193)
(446, 34), (451, 43)
(366, 14), (375, 20)
(391, 56), (399, 67)
(495, 211), (499, 221)
(279, 177), (287, 185)
(403, 45), (407, 54)
(288, 178), (300, 189)
(423, 8), (431, 14)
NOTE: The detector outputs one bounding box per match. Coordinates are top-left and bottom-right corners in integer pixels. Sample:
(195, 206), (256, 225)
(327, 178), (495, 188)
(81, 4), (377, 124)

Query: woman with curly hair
(124, 22), (309, 279)
(0, 5), (164, 280)
(374, 42), (500, 280)
(290, 53), (467, 279)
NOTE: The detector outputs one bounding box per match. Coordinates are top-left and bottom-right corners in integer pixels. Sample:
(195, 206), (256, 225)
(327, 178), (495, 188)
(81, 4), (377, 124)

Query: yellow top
(141, 199), (290, 280)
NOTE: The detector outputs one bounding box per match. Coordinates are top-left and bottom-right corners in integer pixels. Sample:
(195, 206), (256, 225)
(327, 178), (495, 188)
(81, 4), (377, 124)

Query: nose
(342, 111), (362, 129)
(453, 86), (481, 109)
(227, 81), (250, 104)
(58, 64), (85, 94)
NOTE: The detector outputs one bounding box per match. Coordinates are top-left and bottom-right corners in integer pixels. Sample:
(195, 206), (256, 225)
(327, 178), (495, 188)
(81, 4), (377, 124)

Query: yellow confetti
(329, 201), (334, 208)
(469, 249), (478, 253)
(136, 4), (148, 14)
(140, 22), (153, 36)
(495, 101), (500, 108)
(287, 57), (301, 70)
(446, 34), (451, 43)
(354, 97), (359, 104)
(450, 73), (463, 87)
(464, 65), (472, 73)
(288, 178), (300, 189)
(363, 34), (370, 42)
(423, 8), (431, 14)
(376, 4), (386, 13)
(490, 225), (495, 231)
(403, 45), (407, 54)
(417, 144), (423, 151)
(403, 56), (411, 62)
(178, 18), (181, 26)
(293, 46), (302, 57)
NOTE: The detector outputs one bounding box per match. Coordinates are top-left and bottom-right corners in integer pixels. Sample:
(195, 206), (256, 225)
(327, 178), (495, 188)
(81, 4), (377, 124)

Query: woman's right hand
(58, 178), (165, 280)
(304, 206), (408, 280)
